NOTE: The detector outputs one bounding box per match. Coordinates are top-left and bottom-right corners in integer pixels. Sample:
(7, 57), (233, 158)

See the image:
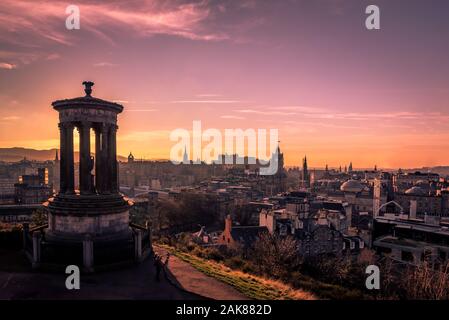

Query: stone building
(0, 177), (16, 204)
(218, 215), (268, 249)
(394, 187), (445, 217)
(14, 168), (52, 205)
(392, 171), (440, 193)
(258, 192), (363, 258)
(373, 213), (449, 266)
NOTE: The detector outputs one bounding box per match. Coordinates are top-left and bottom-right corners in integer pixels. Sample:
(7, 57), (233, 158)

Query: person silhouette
(164, 253), (170, 266)
(154, 254), (161, 282)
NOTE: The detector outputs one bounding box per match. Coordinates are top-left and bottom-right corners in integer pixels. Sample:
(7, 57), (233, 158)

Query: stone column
(109, 125), (118, 193)
(146, 221), (153, 254)
(134, 229), (142, 261)
(58, 123), (67, 193)
(94, 127), (102, 194)
(65, 123), (75, 194)
(82, 234), (94, 273)
(32, 231), (41, 269)
(22, 223), (29, 250)
(101, 124), (110, 194)
(78, 122), (92, 195)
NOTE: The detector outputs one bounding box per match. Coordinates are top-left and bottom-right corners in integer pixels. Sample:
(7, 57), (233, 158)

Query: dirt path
(154, 245), (250, 300)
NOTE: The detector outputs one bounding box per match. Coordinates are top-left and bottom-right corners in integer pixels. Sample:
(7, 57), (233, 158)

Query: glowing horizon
(1, 0), (449, 169)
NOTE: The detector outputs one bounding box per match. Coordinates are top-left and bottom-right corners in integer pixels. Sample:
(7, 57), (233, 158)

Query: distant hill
(0, 147), (127, 162)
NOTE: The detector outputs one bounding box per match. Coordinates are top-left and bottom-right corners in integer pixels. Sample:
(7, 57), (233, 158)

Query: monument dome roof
(340, 179), (364, 193)
(405, 186), (426, 195)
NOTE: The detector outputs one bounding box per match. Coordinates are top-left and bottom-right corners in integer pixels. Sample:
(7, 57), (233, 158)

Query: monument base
(24, 193), (152, 272)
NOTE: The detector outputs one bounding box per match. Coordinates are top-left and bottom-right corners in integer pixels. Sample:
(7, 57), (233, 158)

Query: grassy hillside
(158, 244), (316, 300)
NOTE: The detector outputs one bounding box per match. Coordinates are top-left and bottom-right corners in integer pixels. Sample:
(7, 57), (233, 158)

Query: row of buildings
(191, 160), (449, 266)
(2, 149), (449, 267)
(0, 159), (54, 224)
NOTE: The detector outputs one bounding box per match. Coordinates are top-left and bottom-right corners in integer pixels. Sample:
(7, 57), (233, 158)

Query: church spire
(276, 140), (281, 154)
(128, 151), (134, 163)
(301, 155), (310, 189)
(182, 145), (189, 164)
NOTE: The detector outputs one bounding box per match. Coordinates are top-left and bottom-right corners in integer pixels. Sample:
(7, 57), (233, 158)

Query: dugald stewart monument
(23, 82), (152, 272)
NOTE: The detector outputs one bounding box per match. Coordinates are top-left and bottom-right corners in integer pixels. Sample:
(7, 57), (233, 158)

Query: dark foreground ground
(0, 249), (202, 300)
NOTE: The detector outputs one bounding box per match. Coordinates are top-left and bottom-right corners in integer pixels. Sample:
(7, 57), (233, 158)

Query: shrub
(191, 246), (205, 258)
(202, 247), (224, 262)
(224, 256), (245, 269)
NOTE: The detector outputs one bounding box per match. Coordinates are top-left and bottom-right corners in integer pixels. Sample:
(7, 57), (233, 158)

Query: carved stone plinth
(45, 194), (133, 243)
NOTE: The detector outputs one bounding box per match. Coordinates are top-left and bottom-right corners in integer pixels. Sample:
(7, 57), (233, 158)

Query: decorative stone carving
(82, 81), (94, 97)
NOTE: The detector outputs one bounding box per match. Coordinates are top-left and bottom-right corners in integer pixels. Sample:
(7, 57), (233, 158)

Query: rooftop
(375, 216), (449, 236)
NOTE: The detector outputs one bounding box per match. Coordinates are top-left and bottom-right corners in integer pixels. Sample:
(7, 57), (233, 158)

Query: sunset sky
(1, 0), (449, 168)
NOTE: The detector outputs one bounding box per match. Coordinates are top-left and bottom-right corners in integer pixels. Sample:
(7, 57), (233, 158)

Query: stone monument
(24, 82), (151, 272)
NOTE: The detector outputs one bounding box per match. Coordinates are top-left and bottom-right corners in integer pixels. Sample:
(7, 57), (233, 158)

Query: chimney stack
(225, 214), (232, 233)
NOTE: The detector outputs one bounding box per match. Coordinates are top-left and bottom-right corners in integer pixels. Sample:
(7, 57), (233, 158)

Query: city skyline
(1, 0), (449, 168)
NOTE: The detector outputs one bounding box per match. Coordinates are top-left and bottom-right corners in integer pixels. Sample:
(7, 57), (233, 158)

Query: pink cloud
(220, 115), (245, 120)
(0, 62), (16, 69)
(0, 0), (226, 47)
(0, 0), (230, 67)
(236, 109), (297, 116)
(93, 62), (119, 67)
(172, 100), (243, 104)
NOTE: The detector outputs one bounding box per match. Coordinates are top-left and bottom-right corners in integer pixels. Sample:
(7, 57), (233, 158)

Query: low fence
(94, 239), (135, 266)
(21, 222), (153, 271)
(41, 240), (84, 266)
(0, 229), (22, 249)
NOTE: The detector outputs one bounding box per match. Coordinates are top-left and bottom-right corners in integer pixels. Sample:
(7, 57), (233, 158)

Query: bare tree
(252, 232), (301, 278)
(401, 261), (449, 299)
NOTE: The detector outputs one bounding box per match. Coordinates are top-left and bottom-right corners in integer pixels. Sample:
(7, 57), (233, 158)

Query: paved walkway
(154, 245), (249, 300)
(0, 254), (201, 300)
